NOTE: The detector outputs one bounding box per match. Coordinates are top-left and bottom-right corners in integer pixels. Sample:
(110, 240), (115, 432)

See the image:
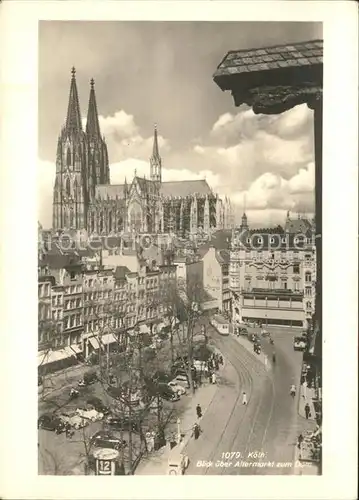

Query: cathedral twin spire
(64, 67), (101, 139)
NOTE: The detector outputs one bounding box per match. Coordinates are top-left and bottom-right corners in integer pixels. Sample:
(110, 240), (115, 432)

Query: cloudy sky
(38, 21), (322, 228)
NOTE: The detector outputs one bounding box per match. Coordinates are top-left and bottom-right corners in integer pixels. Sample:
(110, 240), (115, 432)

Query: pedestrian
(219, 355), (223, 365)
(211, 372), (217, 384)
(297, 433), (304, 449)
(196, 403), (202, 419)
(290, 384), (296, 398)
(305, 403), (311, 419)
(192, 422), (201, 440)
(242, 391), (247, 405)
(302, 379), (308, 399)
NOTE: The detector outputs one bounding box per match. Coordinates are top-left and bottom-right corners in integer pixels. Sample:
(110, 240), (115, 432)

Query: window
(306, 301), (312, 310)
(294, 282), (299, 291)
(305, 272), (312, 283)
(305, 287), (312, 297)
(284, 282), (288, 289)
(293, 264), (300, 274)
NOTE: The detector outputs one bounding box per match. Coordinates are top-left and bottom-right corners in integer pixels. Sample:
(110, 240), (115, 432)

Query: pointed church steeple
(152, 123), (160, 159)
(150, 123), (162, 184)
(65, 67), (82, 136)
(86, 78), (101, 138)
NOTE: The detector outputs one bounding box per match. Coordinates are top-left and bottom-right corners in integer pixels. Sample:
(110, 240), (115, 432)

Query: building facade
(201, 247), (231, 314)
(52, 69), (232, 237)
(229, 213), (316, 329)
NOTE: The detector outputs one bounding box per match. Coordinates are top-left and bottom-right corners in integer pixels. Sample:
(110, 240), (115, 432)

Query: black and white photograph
(1, 2), (357, 498)
(37, 20), (324, 477)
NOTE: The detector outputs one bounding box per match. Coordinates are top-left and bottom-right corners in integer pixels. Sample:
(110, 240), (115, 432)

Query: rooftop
(214, 39), (323, 80)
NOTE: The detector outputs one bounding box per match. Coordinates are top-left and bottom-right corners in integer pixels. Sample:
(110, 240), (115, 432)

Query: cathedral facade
(53, 69), (232, 237)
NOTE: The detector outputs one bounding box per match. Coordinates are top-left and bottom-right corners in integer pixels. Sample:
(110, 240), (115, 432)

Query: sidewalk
(230, 333), (270, 370)
(134, 363), (224, 475)
(298, 383), (317, 421)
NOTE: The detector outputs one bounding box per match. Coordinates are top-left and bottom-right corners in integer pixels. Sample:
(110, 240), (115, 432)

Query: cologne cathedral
(52, 68), (233, 236)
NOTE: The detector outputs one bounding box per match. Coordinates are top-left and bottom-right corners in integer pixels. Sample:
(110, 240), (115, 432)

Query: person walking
(290, 384), (296, 398)
(196, 403), (202, 419)
(211, 372), (217, 384)
(192, 422), (201, 440)
(305, 403), (311, 419)
(242, 391), (247, 405)
(297, 433), (304, 449)
(219, 355), (223, 365)
(302, 379), (308, 399)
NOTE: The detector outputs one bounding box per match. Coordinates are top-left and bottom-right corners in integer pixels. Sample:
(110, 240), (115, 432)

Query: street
(185, 323), (311, 475)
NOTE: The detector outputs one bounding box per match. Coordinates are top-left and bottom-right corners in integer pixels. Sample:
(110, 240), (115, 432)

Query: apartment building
(201, 246), (231, 314)
(230, 214), (316, 329)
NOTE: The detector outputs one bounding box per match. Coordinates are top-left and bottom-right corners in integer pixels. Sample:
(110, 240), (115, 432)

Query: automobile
(83, 371), (98, 385)
(76, 408), (104, 422)
(293, 337), (307, 351)
(86, 397), (110, 415)
(168, 380), (187, 395)
(157, 384), (180, 402)
(105, 415), (142, 433)
(90, 430), (127, 451)
(38, 414), (65, 433)
(61, 412), (89, 429)
(167, 448), (190, 475)
(238, 327), (248, 335)
(171, 374), (190, 389)
(261, 329), (270, 337)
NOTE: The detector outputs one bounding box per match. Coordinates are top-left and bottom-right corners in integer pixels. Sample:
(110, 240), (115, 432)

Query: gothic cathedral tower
(150, 124), (162, 185)
(86, 78), (110, 198)
(52, 69), (109, 231)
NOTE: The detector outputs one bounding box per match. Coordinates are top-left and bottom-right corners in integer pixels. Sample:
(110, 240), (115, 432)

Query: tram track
(202, 333), (272, 475)
(203, 331), (277, 475)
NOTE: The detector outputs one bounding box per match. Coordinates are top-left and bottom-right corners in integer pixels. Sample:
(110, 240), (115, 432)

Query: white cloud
(288, 162), (315, 194)
(39, 105), (315, 229)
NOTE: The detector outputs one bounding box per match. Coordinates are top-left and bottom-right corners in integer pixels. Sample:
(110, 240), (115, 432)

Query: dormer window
(282, 237), (287, 244)
(257, 237), (263, 244)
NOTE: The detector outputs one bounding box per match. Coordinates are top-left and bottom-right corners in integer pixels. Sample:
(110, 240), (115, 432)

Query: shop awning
(88, 337), (100, 350)
(69, 344), (82, 354)
(37, 348), (73, 367)
(99, 333), (116, 346)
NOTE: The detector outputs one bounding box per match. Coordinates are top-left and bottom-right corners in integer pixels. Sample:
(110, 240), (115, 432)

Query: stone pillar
(179, 199), (184, 233)
(204, 195), (210, 235)
(190, 195), (197, 234)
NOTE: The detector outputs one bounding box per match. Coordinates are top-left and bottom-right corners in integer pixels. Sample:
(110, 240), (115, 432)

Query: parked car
(76, 408), (104, 422)
(38, 414), (65, 433)
(170, 375), (190, 389)
(168, 380), (187, 395)
(90, 430), (127, 451)
(86, 397), (110, 415)
(60, 412), (88, 430)
(105, 415), (142, 433)
(83, 371), (98, 385)
(293, 336), (307, 351)
(158, 384), (180, 402)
